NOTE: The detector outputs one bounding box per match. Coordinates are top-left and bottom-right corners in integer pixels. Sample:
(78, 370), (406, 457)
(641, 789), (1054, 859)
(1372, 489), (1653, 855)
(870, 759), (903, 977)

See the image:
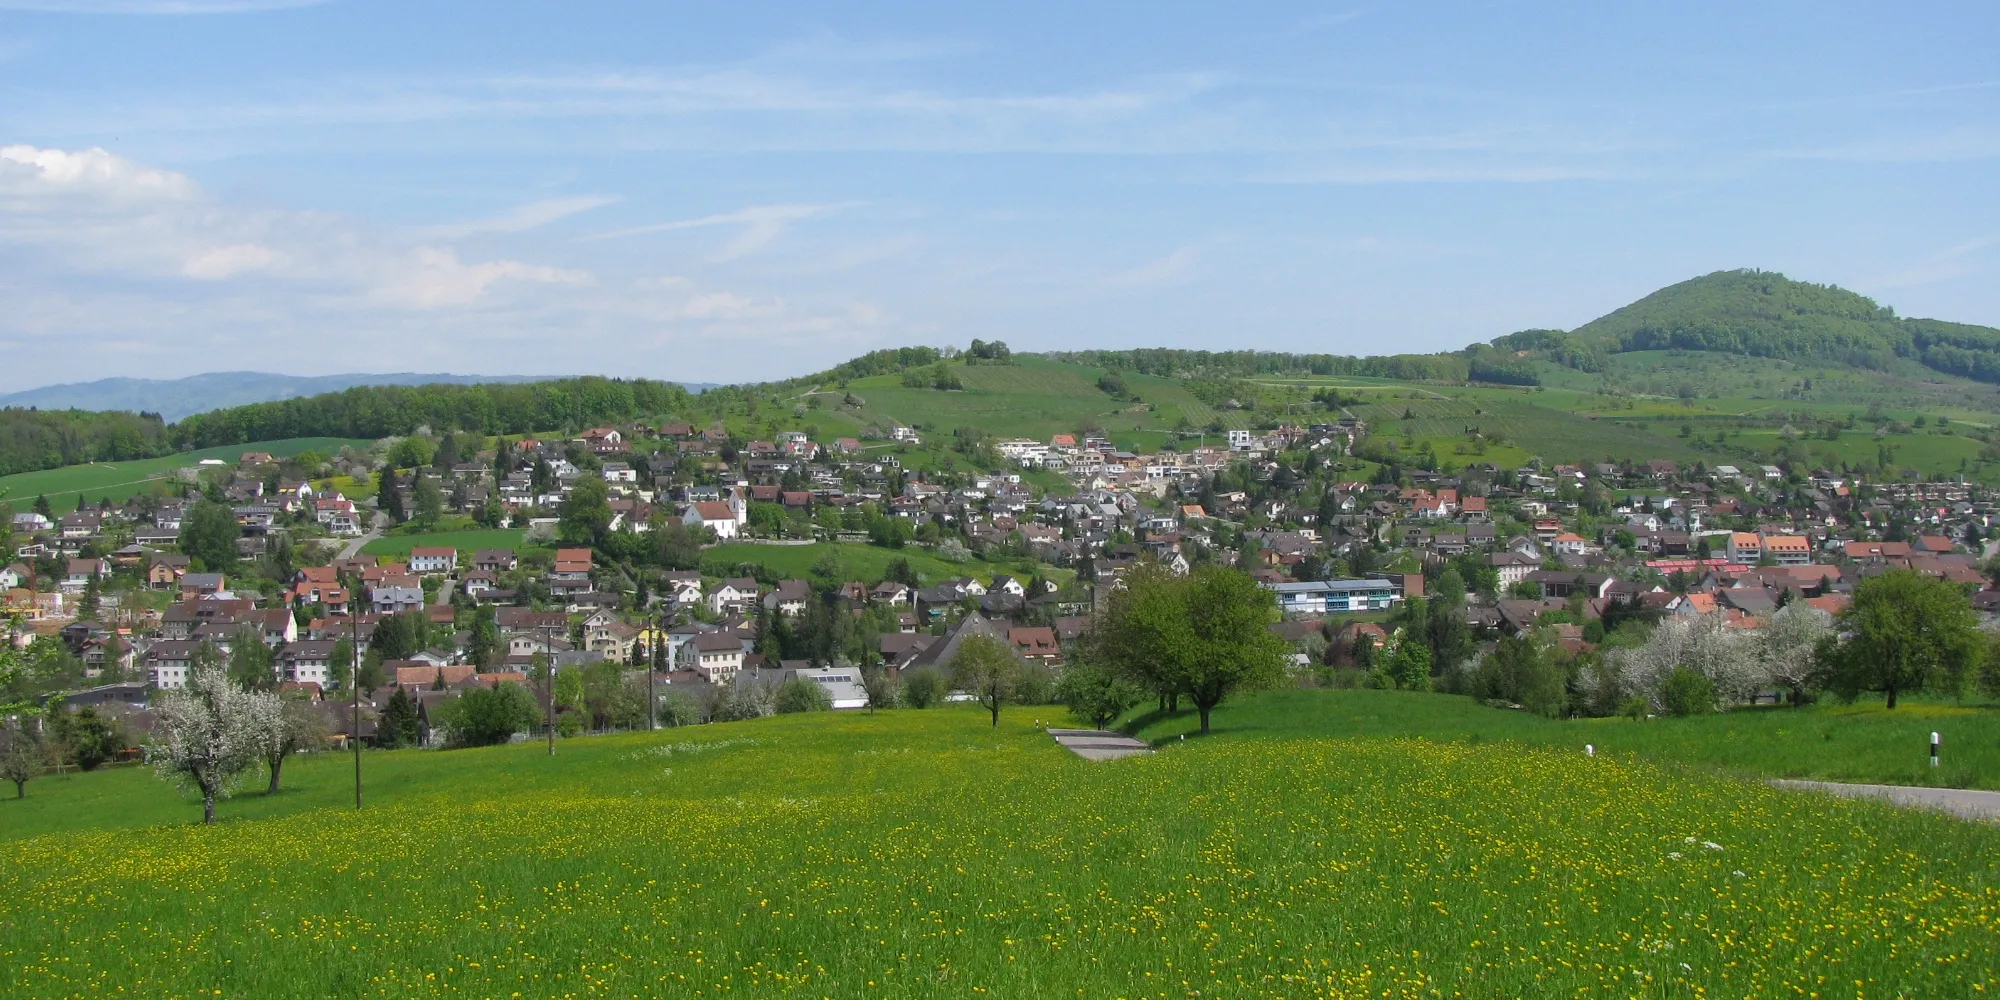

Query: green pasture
(0, 438), (371, 513)
(1132, 687), (2000, 790)
(360, 528), (530, 559)
(1347, 392), (1706, 465)
(2, 705), (1995, 998)
(700, 540), (1057, 587)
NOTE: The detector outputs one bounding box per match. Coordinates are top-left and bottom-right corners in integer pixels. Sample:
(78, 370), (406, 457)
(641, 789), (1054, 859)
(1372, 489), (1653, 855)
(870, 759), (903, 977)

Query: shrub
(901, 666), (948, 709)
(437, 683), (541, 748)
(1658, 667), (1716, 717)
(659, 689), (705, 727)
(774, 676), (833, 714)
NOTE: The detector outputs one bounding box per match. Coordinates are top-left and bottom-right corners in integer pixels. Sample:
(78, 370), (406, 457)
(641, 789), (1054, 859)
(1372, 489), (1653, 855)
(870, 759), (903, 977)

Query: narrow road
(1771, 779), (2000, 822)
(1048, 729), (1152, 761)
(337, 511), (387, 560)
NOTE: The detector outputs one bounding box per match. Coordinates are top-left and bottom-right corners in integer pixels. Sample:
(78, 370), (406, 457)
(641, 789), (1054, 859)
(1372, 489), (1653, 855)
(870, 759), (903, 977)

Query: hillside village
(5, 377), (1998, 748)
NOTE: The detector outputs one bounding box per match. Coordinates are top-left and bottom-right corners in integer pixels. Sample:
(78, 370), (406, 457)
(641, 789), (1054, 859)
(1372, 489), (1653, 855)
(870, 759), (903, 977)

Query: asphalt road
(336, 511), (386, 560)
(1771, 779), (2000, 822)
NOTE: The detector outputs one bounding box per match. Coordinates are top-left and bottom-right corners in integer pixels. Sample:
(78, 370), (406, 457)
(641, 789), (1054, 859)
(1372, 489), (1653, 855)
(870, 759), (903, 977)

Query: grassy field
(0, 437), (371, 513)
(700, 541), (1056, 587)
(1345, 391), (1706, 467)
(360, 528), (530, 559)
(1132, 688), (2000, 789)
(2, 705), (1996, 998)
(845, 357), (1200, 449)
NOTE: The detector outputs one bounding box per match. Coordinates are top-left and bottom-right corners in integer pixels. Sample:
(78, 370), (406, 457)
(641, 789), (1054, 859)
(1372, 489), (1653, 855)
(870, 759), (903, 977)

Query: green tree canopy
(180, 499), (240, 573)
(1820, 569), (1980, 708)
(949, 633), (1021, 728)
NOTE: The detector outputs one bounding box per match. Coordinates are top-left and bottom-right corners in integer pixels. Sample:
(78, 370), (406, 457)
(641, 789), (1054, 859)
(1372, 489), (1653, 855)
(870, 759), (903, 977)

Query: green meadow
(0, 437), (370, 513)
(2, 701), (1996, 998)
(360, 527), (531, 559)
(700, 540), (1057, 587)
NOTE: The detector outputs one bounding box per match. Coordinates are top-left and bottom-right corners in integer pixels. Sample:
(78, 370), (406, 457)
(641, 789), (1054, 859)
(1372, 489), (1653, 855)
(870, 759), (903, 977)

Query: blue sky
(1, 1), (1995, 391)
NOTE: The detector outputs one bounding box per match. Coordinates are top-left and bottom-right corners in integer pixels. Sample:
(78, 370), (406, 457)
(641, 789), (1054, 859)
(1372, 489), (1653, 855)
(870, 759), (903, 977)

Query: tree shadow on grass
(1119, 707), (1224, 747)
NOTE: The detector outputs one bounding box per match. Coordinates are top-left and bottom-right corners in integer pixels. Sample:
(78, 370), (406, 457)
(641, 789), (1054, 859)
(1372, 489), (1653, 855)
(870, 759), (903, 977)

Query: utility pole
(650, 607), (665, 731)
(349, 612), (362, 809)
(542, 623), (557, 756)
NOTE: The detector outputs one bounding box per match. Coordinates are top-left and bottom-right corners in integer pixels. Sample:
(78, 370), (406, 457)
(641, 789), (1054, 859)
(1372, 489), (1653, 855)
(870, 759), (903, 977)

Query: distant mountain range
(0, 372), (718, 422)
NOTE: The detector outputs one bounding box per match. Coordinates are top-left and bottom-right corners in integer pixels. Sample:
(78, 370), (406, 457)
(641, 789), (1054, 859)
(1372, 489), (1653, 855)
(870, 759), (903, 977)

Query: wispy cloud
(582, 202), (859, 260)
(0, 0), (328, 12)
(1868, 237), (1998, 290)
(416, 195), (620, 239)
(1106, 247), (1198, 287)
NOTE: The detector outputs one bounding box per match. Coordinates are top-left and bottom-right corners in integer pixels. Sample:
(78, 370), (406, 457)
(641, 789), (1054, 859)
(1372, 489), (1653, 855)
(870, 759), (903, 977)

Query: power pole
(649, 607), (663, 731)
(349, 612), (362, 809)
(542, 623), (557, 756)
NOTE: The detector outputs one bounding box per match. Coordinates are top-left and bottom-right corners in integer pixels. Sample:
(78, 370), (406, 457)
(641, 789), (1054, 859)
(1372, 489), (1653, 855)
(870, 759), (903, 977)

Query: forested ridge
(0, 378), (695, 477)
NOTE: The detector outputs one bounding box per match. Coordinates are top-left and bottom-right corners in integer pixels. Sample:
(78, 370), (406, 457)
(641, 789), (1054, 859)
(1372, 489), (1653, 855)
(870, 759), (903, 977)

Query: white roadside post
(1931, 731), (1940, 769)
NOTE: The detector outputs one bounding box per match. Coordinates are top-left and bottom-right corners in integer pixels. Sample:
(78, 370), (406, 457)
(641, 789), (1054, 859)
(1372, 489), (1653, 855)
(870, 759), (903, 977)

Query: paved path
(1048, 729), (1153, 761)
(336, 512), (387, 560)
(1772, 780), (2000, 822)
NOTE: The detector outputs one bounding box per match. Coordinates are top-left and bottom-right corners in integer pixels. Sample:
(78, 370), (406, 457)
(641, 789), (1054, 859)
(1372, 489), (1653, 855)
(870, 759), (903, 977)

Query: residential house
(1760, 533), (1812, 567)
(408, 547), (457, 574)
(691, 630), (748, 683)
(763, 579), (811, 617)
(1008, 626), (1062, 664)
(708, 578), (759, 616)
(62, 558), (109, 594)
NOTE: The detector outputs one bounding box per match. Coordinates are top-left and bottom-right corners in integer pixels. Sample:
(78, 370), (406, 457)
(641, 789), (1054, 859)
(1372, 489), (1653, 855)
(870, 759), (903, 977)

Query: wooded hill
(0, 378), (696, 478)
(1498, 269), (2000, 382)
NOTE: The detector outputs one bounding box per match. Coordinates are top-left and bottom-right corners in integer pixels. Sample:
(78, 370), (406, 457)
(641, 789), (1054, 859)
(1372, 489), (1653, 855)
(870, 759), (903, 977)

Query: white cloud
(584, 202), (858, 261)
(0, 144), (195, 200)
(377, 249), (590, 309)
(1867, 237), (1998, 290)
(417, 195), (620, 239)
(0, 144), (907, 390)
(1107, 247), (1198, 287)
(0, 1), (328, 12)
(0, 144), (586, 306)
(182, 242), (286, 279)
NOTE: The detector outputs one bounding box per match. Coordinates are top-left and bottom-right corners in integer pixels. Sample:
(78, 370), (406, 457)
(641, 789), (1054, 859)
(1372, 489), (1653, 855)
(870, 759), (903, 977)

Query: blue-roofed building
(1263, 579), (1399, 617)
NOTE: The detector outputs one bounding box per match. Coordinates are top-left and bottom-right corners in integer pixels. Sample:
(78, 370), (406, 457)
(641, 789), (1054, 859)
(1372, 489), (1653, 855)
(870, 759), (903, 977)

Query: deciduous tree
(949, 633), (1021, 728)
(1820, 569), (1979, 708)
(147, 666), (282, 823)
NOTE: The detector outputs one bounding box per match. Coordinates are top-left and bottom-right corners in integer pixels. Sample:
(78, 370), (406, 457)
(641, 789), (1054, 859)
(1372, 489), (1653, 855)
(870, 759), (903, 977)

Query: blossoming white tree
(1612, 612), (1768, 712)
(1762, 602), (1834, 704)
(147, 666), (282, 824)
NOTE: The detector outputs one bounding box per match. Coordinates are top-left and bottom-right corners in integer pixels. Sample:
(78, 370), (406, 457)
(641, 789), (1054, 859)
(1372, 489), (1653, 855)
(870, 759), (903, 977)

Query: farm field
(359, 527), (530, 559)
(700, 541), (1057, 588)
(845, 357), (1197, 449)
(1133, 688), (2000, 790)
(1344, 392), (1707, 467)
(2, 706), (1996, 998)
(0, 437), (370, 513)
